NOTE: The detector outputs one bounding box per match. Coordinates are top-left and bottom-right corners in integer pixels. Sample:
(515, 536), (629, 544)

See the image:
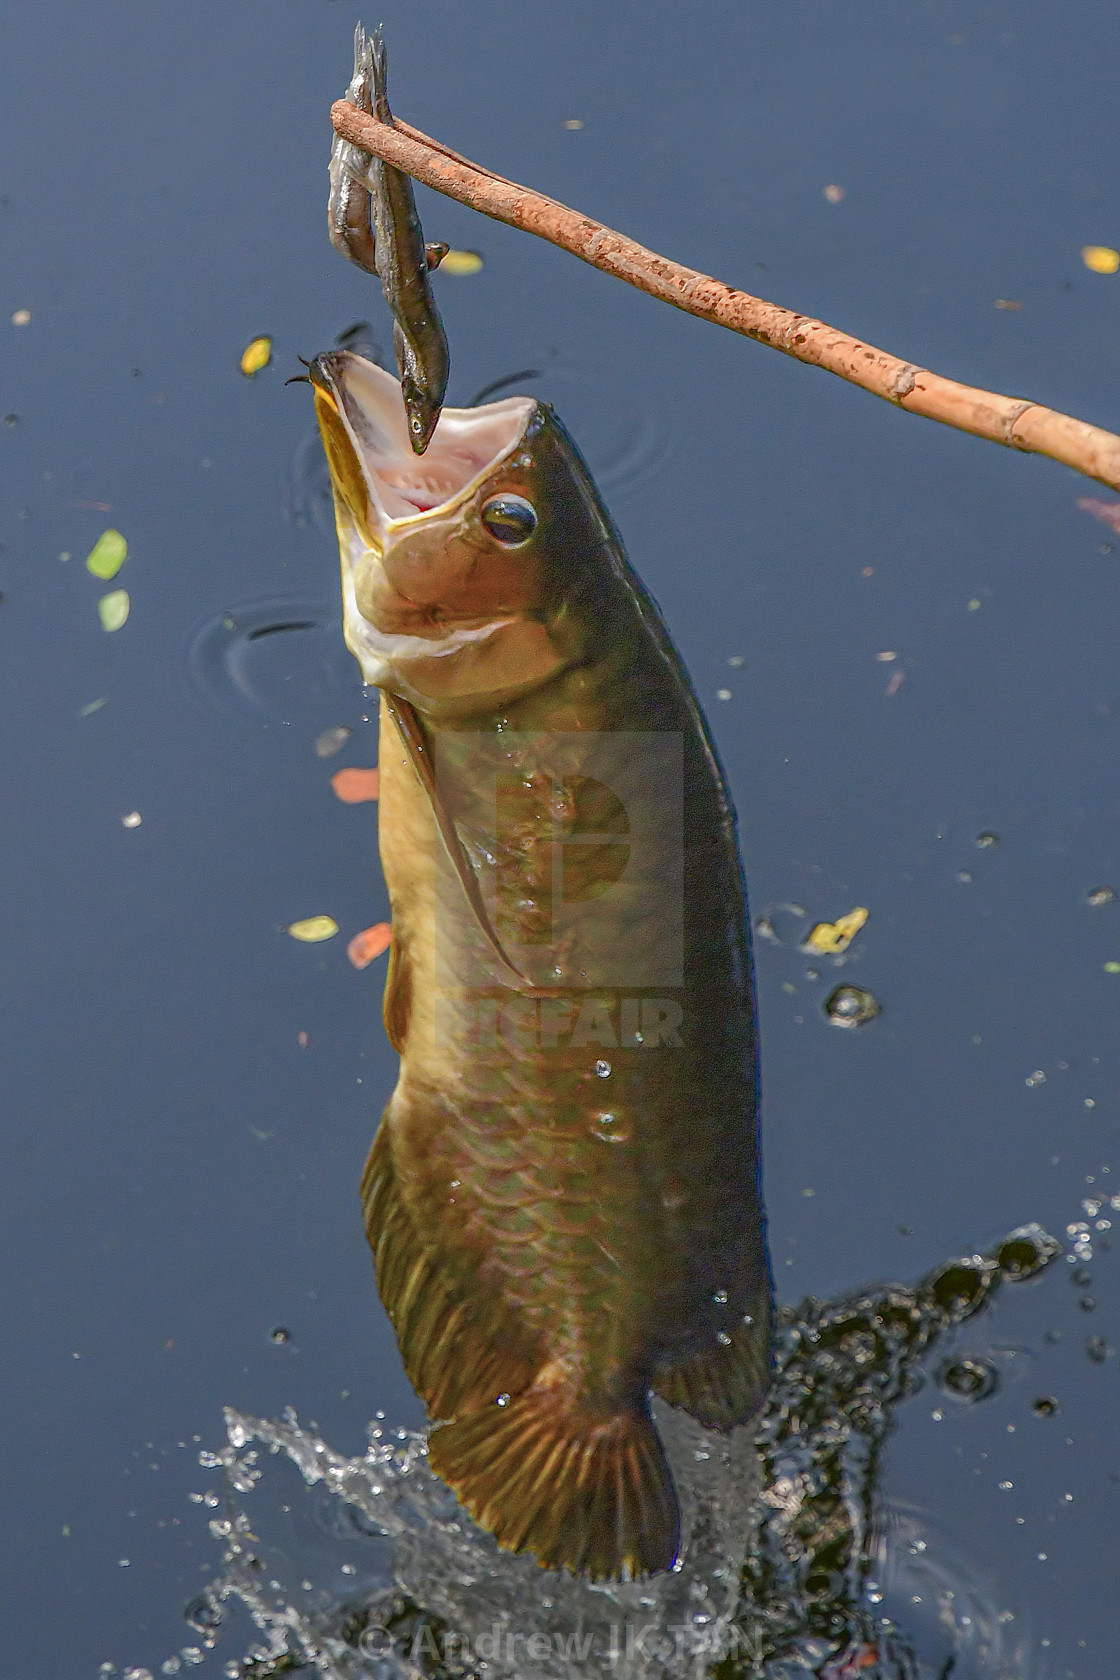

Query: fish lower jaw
(341, 607), (516, 692)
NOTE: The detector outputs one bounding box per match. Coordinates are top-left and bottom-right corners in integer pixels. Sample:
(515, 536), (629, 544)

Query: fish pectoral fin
(381, 934), (411, 1053)
(362, 1126), (535, 1419)
(652, 1283), (773, 1432)
(426, 1389), (680, 1581)
(386, 697), (531, 988)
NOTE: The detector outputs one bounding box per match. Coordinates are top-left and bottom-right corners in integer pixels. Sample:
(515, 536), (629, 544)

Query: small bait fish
(328, 24), (449, 453)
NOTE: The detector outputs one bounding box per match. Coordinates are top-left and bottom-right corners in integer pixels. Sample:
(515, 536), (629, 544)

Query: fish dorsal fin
(386, 696), (532, 991)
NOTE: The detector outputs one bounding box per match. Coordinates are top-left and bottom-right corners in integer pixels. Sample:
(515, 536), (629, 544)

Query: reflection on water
(146, 1226), (1058, 1680)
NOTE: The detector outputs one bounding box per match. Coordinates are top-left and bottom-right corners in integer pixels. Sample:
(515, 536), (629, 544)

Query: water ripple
(180, 597), (360, 723)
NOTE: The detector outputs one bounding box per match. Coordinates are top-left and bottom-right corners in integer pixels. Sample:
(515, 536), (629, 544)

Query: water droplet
(121, 811), (142, 829)
(595, 1059), (611, 1078)
(590, 1110), (628, 1143)
(1032, 1396), (1058, 1417)
(996, 1223), (1061, 1279)
(1080, 1295), (1097, 1312)
(927, 1258), (997, 1318)
(937, 1356), (999, 1402)
(184, 1596), (223, 1634)
(713, 1289), (729, 1305)
(495, 1393), (510, 1407)
(975, 831), (999, 848)
(716, 1331), (732, 1346)
(270, 1327), (291, 1344)
(1025, 1069), (1046, 1087)
(1086, 1334), (1110, 1363)
(1088, 885), (1115, 906)
(824, 984), (880, 1027)
(3, 412), (19, 427)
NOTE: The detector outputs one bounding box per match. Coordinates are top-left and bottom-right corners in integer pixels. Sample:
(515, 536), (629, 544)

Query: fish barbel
(328, 24), (449, 453)
(310, 350), (772, 1579)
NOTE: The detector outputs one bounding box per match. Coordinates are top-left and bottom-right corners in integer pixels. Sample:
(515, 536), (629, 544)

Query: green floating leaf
(98, 589), (130, 632)
(86, 529), (128, 580)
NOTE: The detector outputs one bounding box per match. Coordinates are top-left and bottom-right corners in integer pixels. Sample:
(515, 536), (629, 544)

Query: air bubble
(1032, 1396), (1058, 1418)
(595, 1060), (611, 1078)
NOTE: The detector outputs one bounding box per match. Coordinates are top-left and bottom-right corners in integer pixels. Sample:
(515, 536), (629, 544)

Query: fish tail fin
(426, 1387), (680, 1580)
(653, 1278), (773, 1431)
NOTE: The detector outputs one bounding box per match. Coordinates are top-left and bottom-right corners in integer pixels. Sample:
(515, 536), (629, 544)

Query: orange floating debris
(348, 922), (392, 969)
(331, 766), (381, 803)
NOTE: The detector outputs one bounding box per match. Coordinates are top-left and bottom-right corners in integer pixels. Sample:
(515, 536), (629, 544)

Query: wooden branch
(331, 100), (1120, 494)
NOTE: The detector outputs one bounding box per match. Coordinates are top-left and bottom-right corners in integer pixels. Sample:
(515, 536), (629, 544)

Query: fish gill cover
(139, 1225), (1059, 1680)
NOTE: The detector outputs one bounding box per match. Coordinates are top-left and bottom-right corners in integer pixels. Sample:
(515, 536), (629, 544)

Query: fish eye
(480, 494), (537, 546)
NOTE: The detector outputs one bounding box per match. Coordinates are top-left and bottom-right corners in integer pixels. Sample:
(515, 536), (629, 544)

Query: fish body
(328, 25), (449, 452)
(311, 351), (771, 1578)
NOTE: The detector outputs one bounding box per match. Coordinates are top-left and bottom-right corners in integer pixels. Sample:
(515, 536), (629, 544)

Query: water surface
(2, 3), (1118, 1675)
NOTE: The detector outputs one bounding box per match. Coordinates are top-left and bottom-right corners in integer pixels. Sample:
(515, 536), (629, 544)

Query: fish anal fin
(361, 1126), (536, 1419)
(427, 1388), (680, 1580)
(652, 1292), (773, 1433)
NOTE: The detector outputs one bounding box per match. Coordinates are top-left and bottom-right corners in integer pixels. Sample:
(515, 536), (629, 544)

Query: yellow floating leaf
(86, 528), (128, 579)
(240, 335), (273, 376)
(1082, 245), (1120, 275)
(438, 250), (484, 277)
(287, 915), (339, 943)
(803, 906), (869, 955)
(98, 589), (130, 632)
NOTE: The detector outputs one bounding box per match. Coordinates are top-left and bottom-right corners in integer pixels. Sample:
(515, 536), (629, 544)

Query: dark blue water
(2, 2), (1118, 1674)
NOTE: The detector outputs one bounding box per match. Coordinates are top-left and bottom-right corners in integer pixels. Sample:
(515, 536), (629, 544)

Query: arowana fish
(310, 347), (772, 1579)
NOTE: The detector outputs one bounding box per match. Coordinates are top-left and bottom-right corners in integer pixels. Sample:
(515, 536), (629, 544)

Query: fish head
(310, 351), (613, 718)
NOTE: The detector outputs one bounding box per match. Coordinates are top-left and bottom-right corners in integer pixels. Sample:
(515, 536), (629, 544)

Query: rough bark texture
(332, 99), (1120, 494)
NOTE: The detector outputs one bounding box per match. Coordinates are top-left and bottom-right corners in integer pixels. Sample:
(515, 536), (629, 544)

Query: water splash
(159, 1225), (1058, 1680)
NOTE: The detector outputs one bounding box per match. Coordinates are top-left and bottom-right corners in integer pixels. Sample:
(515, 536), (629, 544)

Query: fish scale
(310, 348), (772, 1579)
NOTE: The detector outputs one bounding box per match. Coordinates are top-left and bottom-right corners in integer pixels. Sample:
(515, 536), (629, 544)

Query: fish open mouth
(310, 352), (534, 536)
